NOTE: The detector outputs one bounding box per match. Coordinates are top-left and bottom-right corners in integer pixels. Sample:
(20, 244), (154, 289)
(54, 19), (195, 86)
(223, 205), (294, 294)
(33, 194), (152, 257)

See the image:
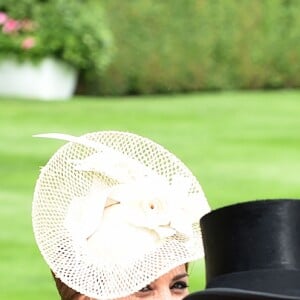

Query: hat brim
(32, 131), (209, 299)
(185, 288), (300, 300)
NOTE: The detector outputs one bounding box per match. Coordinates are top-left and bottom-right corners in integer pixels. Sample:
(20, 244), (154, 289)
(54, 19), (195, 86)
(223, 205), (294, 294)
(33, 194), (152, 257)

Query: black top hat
(185, 199), (300, 300)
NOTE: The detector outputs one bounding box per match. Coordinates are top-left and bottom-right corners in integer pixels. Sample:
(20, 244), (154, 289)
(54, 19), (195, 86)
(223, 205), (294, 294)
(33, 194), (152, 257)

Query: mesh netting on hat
(32, 131), (210, 299)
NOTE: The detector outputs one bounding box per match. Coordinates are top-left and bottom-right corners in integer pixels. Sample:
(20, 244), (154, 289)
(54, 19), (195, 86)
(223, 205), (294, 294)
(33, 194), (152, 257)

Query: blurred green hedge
(81, 0), (300, 95)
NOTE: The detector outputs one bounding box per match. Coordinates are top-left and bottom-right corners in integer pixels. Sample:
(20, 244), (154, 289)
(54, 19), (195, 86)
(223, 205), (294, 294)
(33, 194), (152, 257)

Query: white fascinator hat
(32, 131), (210, 299)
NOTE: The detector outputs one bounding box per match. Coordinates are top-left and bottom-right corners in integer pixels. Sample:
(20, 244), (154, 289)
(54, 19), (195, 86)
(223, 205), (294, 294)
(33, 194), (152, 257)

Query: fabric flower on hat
(65, 172), (206, 246)
(108, 177), (174, 239)
(106, 174), (206, 240)
(76, 174), (206, 263)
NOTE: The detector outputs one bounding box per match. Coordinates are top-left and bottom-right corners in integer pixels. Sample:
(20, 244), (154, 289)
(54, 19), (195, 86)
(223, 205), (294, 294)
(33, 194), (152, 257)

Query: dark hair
(51, 270), (80, 300)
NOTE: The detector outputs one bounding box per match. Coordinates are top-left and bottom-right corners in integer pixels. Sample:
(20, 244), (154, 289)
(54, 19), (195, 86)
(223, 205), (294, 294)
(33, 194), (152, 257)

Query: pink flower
(21, 37), (36, 49)
(0, 12), (7, 25)
(2, 18), (20, 33)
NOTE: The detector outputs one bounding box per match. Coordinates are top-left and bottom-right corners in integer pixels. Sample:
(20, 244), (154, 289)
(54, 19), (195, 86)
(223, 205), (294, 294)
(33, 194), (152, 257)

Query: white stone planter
(0, 57), (78, 100)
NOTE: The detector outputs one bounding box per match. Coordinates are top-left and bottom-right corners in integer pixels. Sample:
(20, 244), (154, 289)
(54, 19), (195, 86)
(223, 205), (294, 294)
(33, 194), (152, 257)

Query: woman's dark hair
(51, 270), (81, 300)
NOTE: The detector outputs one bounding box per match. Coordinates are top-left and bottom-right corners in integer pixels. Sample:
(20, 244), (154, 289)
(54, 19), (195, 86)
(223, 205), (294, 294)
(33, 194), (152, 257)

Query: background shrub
(81, 0), (300, 95)
(0, 0), (114, 74)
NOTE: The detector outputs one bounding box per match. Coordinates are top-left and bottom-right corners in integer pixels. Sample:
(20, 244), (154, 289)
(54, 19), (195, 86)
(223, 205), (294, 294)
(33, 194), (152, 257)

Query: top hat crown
(185, 199), (300, 300)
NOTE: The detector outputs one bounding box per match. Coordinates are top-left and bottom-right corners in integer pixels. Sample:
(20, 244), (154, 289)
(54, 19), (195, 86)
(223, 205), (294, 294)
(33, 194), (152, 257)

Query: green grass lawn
(1, 89), (300, 299)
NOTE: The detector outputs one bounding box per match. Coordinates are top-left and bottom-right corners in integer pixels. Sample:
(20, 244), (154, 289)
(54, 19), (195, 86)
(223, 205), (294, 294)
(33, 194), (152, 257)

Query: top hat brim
(185, 288), (300, 300)
(185, 269), (300, 300)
